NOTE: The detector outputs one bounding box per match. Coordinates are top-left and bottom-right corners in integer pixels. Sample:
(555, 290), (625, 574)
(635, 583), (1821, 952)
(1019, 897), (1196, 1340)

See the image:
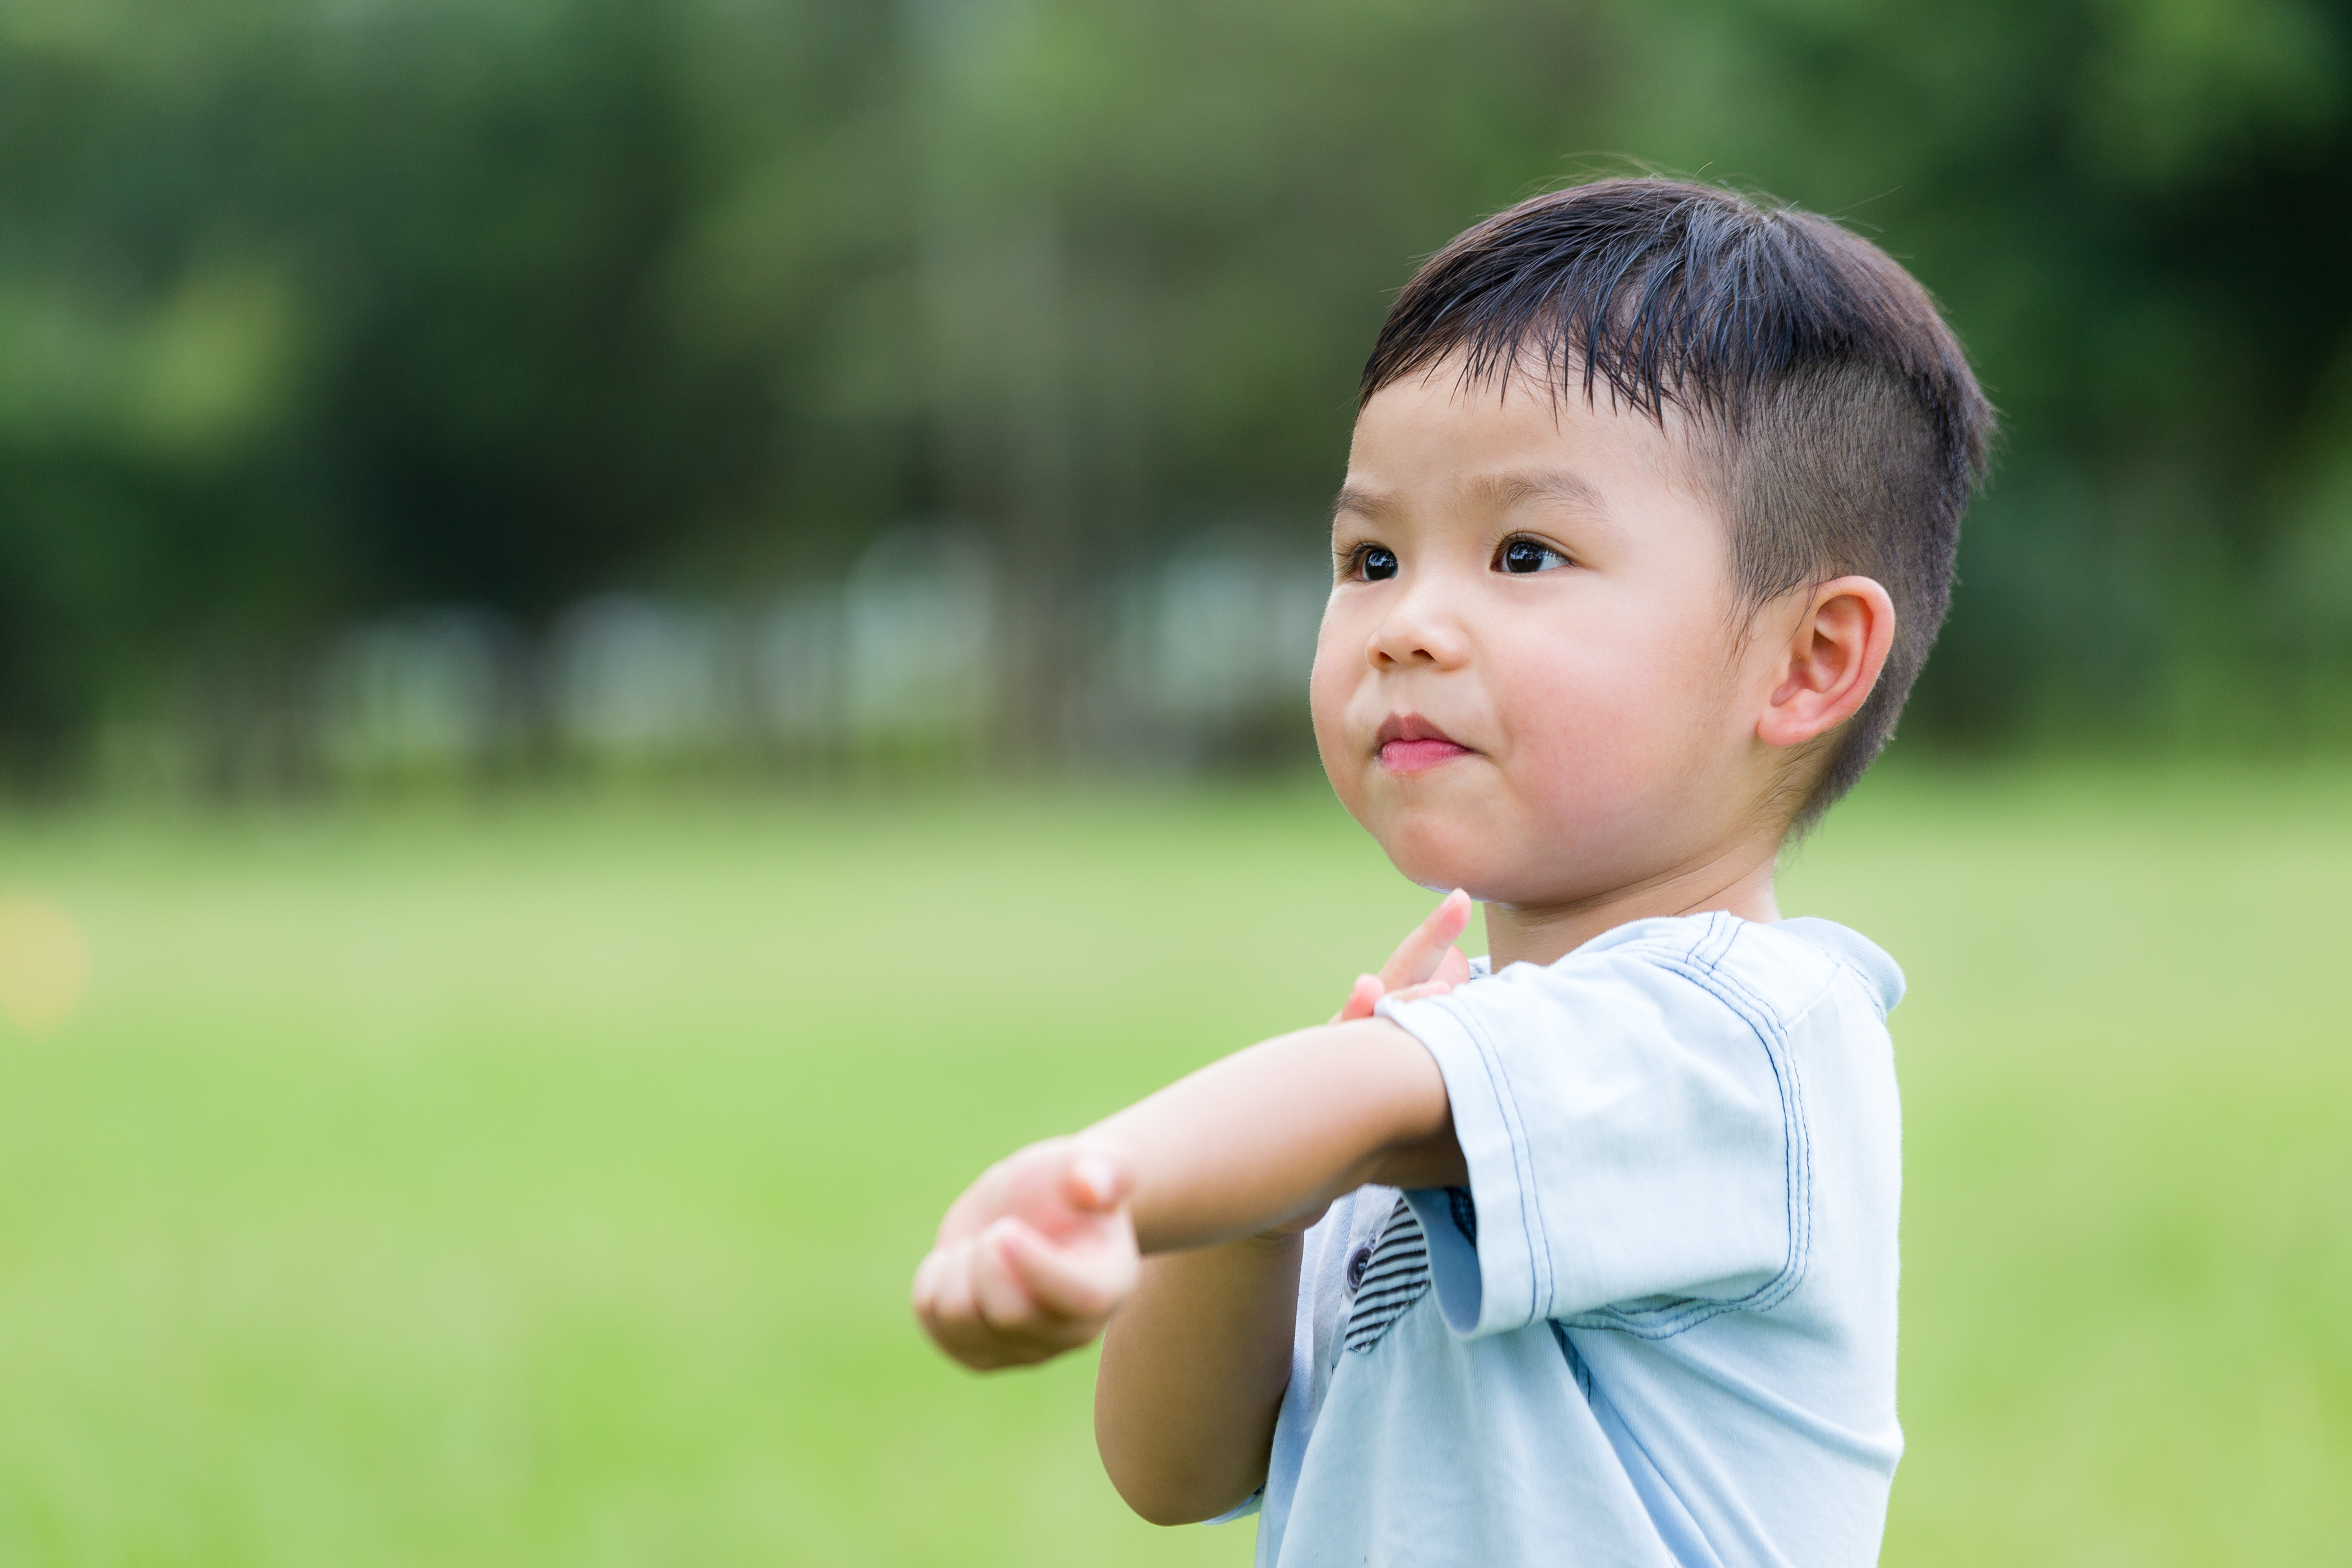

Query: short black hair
(1361, 178), (1994, 830)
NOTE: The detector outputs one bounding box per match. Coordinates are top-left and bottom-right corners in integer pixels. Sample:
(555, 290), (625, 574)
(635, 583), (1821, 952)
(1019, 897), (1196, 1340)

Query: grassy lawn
(0, 764), (2343, 1565)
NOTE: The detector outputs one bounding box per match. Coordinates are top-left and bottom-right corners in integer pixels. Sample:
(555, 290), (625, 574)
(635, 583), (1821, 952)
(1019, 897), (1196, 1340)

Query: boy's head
(1311, 178), (1993, 907)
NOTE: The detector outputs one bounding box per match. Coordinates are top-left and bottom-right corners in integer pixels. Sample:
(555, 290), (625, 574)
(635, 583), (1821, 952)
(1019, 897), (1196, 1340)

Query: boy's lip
(1374, 713), (1472, 774)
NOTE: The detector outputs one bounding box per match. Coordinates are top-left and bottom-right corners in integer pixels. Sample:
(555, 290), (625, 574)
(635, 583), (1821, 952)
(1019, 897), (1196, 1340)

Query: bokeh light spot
(0, 893), (92, 1036)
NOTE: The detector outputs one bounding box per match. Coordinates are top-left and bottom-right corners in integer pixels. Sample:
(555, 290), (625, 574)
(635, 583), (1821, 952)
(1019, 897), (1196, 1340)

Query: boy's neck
(1481, 844), (1782, 970)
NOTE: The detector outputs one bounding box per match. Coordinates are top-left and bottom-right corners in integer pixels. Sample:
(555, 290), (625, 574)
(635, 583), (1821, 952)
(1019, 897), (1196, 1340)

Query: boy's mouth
(1374, 713), (1472, 774)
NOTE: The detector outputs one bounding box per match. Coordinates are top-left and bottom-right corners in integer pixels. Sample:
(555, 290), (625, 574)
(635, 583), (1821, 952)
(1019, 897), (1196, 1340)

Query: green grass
(0, 766), (2344, 1565)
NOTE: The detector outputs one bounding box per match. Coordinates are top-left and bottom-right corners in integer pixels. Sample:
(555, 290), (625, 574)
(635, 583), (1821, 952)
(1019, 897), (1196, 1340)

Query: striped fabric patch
(1343, 1197), (1431, 1354)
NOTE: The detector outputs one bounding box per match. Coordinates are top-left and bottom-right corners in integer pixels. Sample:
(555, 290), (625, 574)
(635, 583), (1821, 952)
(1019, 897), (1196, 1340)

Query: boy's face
(1312, 360), (1785, 909)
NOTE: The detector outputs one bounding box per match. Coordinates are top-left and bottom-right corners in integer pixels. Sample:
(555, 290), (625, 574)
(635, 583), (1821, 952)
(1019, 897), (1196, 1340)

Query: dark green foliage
(1, 0), (2348, 774)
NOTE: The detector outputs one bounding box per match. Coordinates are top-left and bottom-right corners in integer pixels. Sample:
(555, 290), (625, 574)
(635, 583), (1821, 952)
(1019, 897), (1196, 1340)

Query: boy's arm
(909, 1018), (1465, 1514)
(1094, 1017), (1464, 1248)
(912, 892), (1474, 1523)
(1094, 1233), (1303, 1524)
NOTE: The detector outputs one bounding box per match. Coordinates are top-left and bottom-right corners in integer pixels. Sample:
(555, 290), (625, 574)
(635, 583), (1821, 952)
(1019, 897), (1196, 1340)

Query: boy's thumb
(1067, 1148), (1133, 1211)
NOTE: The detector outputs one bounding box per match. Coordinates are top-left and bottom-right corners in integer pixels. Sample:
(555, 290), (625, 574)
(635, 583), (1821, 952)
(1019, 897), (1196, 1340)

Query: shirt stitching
(1445, 1001), (1556, 1329)
(1419, 917), (1838, 1341)
(1556, 920), (1818, 1340)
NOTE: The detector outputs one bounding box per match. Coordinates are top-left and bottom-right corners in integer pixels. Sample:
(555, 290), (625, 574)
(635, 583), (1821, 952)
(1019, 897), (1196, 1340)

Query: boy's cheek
(1307, 652), (1365, 783)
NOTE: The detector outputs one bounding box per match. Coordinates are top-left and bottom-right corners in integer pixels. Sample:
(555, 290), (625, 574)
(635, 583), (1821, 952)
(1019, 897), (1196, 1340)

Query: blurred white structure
(311, 525), (1327, 777)
(1085, 531), (1328, 763)
(841, 526), (997, 743)
(1146, 536), (1327, 720)
(753, 588), (845, 743)
(550, 595), (740, 758)
(318, 608), (515, 774)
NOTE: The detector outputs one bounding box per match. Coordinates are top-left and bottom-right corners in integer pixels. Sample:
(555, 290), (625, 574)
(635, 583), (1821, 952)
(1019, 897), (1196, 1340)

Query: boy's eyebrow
(1463, 469), (1608, 516)
(1329, 472), (1609, 530)
(1329, 484), (1396, 526)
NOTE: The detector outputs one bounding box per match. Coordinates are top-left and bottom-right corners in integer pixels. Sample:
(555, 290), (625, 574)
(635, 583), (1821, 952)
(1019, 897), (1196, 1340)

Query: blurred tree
(0, 0), (2347, 780)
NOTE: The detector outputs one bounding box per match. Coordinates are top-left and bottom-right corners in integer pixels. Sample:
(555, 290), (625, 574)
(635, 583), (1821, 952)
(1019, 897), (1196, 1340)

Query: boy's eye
(1498, 538), (1571, 575)
(1356, 545), (1399, 582)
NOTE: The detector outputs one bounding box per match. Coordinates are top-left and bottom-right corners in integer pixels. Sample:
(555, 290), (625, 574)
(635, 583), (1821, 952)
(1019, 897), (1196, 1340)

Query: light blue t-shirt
(1241, 912), (1906, 1567)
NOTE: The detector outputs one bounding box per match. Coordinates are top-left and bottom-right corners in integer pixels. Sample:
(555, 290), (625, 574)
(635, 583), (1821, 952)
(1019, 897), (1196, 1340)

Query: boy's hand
(1333, 888), (1475, 1023)
(911, 1138), (1139, 1370)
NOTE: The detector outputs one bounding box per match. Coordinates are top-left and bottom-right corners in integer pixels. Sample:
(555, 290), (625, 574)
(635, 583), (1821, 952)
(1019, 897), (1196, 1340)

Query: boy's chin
(1375, 816), (1600, 908)
(1373, 821), (1500, 900)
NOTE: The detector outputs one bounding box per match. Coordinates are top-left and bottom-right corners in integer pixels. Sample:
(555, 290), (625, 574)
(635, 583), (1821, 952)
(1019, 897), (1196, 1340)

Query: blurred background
(3, 0), (2351, 784)
(0, 1), (2348, 1564)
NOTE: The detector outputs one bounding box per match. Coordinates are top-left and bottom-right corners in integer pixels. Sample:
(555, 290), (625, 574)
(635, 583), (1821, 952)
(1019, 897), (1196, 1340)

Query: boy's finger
(976, 1221), (1123, 1358)
(998, 1218), (1136, 1323)
(970, 1221), (1049, 1334)
(937, 1136), (1068, 1243)
(931, 1242), (1024, 1368)
(910, 1248), (943, 1318)
(922, 1242), (982, 1345)
(920, 1238), (1067, 1370)
(1332, 973), (1383, 1024)
(1378, 889), (1473, 991)
(1382, 978), (1454, 1007)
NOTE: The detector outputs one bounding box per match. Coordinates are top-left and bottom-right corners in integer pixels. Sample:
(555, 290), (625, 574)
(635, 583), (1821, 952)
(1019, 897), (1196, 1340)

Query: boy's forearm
(1096, 1235), (1301, 1525)
(1086, 1018), (1464, 1254)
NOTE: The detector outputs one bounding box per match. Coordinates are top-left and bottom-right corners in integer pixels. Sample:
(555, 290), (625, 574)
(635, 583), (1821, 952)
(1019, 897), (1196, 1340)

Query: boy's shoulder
(1468, 911), (1904, 1032)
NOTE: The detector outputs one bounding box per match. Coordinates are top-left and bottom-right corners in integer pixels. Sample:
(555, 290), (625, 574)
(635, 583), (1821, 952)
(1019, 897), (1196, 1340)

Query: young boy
(911, 178), (1992, 1566)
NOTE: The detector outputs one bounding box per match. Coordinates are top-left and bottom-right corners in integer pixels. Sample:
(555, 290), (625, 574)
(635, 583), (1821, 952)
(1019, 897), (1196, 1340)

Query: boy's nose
(1368, 582), (1471, 670)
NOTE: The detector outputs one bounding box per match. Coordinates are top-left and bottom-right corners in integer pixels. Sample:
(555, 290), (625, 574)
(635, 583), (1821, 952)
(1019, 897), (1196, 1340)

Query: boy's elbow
(1105, 1462), (1255, 1528)
(1113, 1480), (1199, 1529)
(1096, 1411), (1262, 1527)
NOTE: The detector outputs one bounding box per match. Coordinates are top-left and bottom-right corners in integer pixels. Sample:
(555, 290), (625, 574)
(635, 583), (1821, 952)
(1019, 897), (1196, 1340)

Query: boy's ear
(1756, 576), (1896, 749)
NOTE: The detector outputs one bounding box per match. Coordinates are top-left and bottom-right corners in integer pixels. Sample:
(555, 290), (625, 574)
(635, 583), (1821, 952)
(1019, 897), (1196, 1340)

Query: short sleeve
(1379, 917), (1811, 1338)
